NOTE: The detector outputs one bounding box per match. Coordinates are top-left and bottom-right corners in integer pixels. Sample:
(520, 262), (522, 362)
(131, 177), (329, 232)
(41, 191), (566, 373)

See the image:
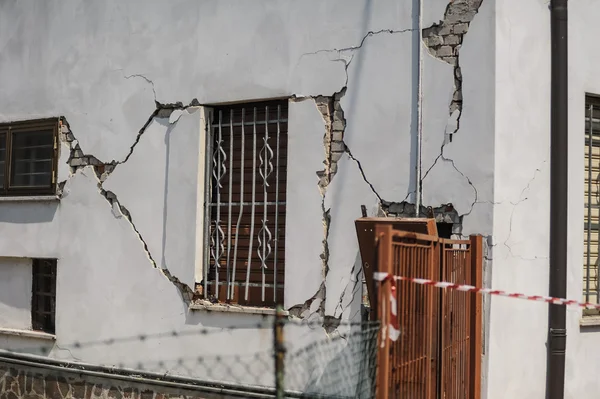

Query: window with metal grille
(584, 95), (600, 312)
(201, 100), (287, 307)
(0, 119), (58, 196)
(31, 259), (57, 334)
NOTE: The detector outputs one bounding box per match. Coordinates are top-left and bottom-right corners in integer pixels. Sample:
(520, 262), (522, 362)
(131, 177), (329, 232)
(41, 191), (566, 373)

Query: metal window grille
(202, 101), (288, 307)
(0, 119), (58, 196)
(584, 96), (600, 307)
(31, 259), (57, 334)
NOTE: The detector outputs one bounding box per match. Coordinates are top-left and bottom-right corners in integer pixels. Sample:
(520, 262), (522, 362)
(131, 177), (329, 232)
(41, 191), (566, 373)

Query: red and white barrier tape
(374, 272), (600, 309)
(373, 271), (600, 342)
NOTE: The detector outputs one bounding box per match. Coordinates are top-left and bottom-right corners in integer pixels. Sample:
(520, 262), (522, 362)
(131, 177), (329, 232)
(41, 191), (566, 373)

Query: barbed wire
(1, 316), (380, 399)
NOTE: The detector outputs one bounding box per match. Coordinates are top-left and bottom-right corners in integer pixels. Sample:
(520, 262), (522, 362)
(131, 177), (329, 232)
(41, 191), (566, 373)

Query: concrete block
(330, 141), (346, 152)
(332, 120), (345, 131)
(426, 35), (443, 47)
(437, 46), (453, 57)
(453, 23), (469, 34)
(444, 35), (461, 45)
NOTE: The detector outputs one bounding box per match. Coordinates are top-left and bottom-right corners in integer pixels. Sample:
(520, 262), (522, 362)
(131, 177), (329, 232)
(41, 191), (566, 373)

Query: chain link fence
(1, 314), (380, 399)
(283, 319), (380, 398)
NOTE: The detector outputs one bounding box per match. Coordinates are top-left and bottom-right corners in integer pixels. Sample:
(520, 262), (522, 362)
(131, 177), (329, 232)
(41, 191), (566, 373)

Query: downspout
(414, 0), (424, 217)
(547, 1), (568, 398)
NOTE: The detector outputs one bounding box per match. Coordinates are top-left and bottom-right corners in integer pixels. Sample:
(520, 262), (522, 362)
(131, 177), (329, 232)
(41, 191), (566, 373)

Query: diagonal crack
(99, 188), (194, 303)
(423, 0), (484, 143)
(59, 103), (196, 303)
(333, 262), (363, 319)
(502, 158), (548, 260)
(300, 28), (416, 60)
(119, 108), (161, 165)
(420, 0), (485, 189)
(446, 157), (478, 217)
(123, 73), (158, 104)
(344, 144), (384, 205)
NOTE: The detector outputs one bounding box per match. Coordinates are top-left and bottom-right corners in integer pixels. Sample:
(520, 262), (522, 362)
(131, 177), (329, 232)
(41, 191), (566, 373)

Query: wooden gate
(356, 220), (482, 399)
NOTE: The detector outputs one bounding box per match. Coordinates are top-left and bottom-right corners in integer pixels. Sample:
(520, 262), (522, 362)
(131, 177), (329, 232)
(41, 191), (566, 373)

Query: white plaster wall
(0, 258), (32, 330)
(564, 1), (600, 398)
(0, 0), (495, 395)
(103, 108), (202, 288)
(492, 1), (600, 397)
(284, 100), (325, 308)
(491, 0), (551, 398)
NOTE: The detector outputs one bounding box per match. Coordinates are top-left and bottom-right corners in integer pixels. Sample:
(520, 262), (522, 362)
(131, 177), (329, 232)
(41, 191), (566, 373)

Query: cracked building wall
(491, 1), (600, 399)
(0, 0), (497, 396)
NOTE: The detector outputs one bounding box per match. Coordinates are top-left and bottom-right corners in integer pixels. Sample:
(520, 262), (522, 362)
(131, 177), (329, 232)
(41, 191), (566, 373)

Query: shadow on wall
(0, 201), (59, 224)
(184, 308), (276, 330)
(160, 118), (173, 271)
(0, 336), (55, 356)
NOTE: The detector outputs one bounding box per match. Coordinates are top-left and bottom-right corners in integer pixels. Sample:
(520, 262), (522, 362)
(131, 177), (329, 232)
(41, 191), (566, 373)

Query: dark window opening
(436, 223), (454, 239)
(201, 100), (288, 307)
(31, 259), (57, 334)
(0, 119), (58, 196)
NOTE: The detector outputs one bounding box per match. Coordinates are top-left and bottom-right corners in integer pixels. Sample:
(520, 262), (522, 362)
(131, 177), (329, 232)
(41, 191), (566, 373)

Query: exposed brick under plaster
(422, 0), (483, 141)
(55, 0), (485, 320)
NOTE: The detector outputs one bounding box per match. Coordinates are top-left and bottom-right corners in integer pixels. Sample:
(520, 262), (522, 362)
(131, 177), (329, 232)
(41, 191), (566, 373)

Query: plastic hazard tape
(373, 272), (400, 342)
(373, 271), (600, 342)
(374, 271), (600, 311)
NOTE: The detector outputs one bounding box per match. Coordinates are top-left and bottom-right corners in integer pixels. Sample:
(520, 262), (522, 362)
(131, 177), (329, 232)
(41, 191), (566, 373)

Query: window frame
(197, 100), (288, 308)
(583, 94), (600, 316)
(0, 118), (59, 197)
(31, 258), (57, 335)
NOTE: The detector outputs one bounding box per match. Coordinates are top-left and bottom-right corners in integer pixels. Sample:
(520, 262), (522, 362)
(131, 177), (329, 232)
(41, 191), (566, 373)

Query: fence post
(274, 305), (286, 399)
(375, 225), (393, 399)
(469, 235), (483, 399)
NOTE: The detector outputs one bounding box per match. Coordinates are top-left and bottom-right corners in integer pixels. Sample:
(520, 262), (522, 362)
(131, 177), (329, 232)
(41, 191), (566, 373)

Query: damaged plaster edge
(289, 90), (388, 327)
(118, 99), (202, 165)
(61, 105), (198, 304)
(344, 145), (385, 207)
(189, 301), (288, 316)
(421, 0), (485, 147)
(332, 261), (364, 320)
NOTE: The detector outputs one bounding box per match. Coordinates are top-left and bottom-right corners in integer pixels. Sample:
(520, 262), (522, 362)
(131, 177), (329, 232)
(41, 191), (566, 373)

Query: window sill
(0, 195), (60, 202)
(189, 300), (289, 316)
(0, 327), (56, 340)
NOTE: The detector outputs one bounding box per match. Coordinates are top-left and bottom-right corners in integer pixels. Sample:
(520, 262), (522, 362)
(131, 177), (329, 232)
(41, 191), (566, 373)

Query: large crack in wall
(408, 0), (484, 228)
(423, 0), (483, 143)
(58, 101), (198, 304)
(288, 4), (487, 318)
(54, 0), (485, 323)
(290, 88), (388, 325)
(289, 91), (347, 325)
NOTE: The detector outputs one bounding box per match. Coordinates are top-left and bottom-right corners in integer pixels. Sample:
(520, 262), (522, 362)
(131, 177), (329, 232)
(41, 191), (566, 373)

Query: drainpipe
(414, 0), (424, 217)
(547, 1), (568, 398)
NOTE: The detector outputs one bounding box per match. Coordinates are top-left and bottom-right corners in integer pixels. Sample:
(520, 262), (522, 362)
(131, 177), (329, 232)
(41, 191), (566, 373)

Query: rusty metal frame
(364, 220), (483, 399)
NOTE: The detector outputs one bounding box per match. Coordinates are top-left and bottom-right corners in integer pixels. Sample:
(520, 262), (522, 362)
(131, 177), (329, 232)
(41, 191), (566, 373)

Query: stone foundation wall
(0, 362), (233, 399)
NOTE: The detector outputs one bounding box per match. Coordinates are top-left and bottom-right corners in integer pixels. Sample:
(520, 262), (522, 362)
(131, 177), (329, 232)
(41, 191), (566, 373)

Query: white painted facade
(0, 0), (596, 398)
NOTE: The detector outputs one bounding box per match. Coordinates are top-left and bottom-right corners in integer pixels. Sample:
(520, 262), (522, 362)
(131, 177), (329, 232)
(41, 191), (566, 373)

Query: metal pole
(414, 0), (424, 216)
(274, 305), (286, 399)
(547, 1), (568, 398)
